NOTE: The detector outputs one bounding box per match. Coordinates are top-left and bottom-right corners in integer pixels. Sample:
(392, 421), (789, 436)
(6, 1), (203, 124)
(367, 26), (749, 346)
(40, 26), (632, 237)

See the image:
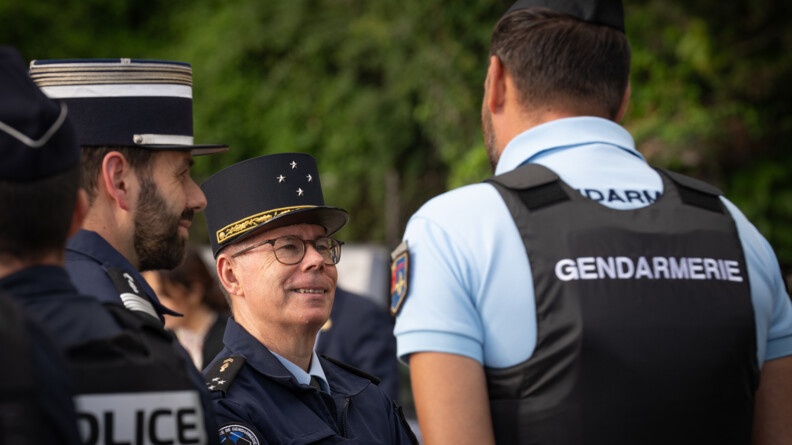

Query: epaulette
(321, 355), (381, 385)
(204, 355), (245, 394)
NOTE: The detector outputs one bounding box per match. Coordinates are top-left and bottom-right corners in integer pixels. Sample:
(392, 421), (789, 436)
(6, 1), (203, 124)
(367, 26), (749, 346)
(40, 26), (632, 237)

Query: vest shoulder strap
(657, 168), (725, 213)
(485, 163), (570, 211)
(487, 164), (725, 214)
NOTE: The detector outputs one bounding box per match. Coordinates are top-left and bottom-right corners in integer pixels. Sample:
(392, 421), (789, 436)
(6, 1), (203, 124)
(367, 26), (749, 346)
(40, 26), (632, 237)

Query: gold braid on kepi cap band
(216, 205), (317, 245)
(29, 61), (192, 87)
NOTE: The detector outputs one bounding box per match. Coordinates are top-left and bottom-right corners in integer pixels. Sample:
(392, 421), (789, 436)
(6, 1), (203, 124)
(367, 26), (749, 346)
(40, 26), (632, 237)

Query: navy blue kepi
(29, 58), (227, 156)
(201, 153), (349, 256)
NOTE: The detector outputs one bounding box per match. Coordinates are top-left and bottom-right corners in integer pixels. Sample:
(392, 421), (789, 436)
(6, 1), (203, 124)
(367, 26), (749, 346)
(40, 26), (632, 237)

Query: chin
(303, 310), (331, 328)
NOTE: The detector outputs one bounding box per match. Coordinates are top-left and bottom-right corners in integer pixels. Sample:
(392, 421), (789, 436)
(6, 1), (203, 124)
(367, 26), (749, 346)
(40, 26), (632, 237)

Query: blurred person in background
(143, 246), (230, 370)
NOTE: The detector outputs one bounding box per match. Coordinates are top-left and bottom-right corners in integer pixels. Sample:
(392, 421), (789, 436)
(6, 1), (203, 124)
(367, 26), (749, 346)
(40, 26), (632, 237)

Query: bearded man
(29, 58), (228, 444)
(30, 58), (227, 321)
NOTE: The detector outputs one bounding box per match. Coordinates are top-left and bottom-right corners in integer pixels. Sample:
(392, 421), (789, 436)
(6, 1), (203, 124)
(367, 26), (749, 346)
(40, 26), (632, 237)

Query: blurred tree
(166, 0), (508, 247)
(0, 0), (188, 58)
(625, 0), (792, 275)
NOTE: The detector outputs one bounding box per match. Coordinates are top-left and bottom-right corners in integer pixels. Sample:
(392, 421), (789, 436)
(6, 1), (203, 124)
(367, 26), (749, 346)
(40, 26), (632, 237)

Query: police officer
(29, 58), (229, 445)
(201, 153), (417, 444)
(0, 46), (84, 445)
(392, 1), (792, 444)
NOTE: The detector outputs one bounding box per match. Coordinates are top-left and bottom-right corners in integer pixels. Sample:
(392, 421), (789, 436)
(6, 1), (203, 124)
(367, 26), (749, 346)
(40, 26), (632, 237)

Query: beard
(482, 105), (499, 172)
(133, 176), (192, 271)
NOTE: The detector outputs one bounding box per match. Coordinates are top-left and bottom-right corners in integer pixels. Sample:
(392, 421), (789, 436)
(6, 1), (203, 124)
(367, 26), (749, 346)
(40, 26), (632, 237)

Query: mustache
(181, 209), (194, 222)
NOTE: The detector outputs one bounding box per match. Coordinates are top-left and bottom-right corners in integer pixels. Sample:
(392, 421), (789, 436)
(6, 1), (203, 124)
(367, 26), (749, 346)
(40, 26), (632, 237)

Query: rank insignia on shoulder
(205, 355), (245, 394)
(390, 241), (410, 317)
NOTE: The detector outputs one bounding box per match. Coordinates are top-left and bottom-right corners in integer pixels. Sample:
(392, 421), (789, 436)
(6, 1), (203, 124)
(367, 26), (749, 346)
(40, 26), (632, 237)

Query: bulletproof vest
(65, 268), (212, 445)
(0, 293), (42, 444)
(484, 164), (758, 445)
(0, 291), (81, 445)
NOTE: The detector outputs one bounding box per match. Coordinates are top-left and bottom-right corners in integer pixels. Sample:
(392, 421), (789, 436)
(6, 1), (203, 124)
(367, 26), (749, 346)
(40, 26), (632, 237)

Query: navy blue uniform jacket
(1, 265), (123, 344)
(0, 275), (87, 445)
(206, 318), (416, 444)
(65, 229), (179, 319)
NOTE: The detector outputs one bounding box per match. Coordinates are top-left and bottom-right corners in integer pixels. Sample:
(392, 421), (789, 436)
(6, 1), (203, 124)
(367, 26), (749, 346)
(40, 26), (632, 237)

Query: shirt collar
(224, 318), (331, 393)
(271, 349), (330, 394)
(495, 116), (642, 175)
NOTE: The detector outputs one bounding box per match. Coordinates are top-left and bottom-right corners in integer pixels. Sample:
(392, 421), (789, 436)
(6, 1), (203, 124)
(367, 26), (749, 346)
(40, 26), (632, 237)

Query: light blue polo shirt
(394, 116), (792, 369)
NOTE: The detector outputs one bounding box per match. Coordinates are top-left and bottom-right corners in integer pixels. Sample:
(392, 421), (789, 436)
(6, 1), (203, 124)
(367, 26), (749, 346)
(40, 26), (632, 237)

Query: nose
(301, 241), (326, 270)
(187, 176), (207, 212)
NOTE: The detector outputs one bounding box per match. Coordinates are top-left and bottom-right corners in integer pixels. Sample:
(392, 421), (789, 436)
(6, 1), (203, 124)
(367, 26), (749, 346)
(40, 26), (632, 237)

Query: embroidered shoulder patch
(205, 355), (245, 394)
(390, 241), (410, 317)
(219, 423), (260, 445)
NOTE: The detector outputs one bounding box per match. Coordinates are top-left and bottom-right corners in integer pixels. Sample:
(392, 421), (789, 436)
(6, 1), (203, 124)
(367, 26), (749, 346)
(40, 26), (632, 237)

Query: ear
(614, 82), (631, 123)
(216, 254), (243, 299)
(68, 188), (89, 237)
(101, 151), (135, 211)
(485, 55), (507, 114)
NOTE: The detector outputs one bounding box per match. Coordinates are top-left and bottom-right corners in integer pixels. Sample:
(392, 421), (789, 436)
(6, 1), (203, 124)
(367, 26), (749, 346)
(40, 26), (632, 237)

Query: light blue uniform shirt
(394, 116), (792, 368)
(271, 349), (331, 394)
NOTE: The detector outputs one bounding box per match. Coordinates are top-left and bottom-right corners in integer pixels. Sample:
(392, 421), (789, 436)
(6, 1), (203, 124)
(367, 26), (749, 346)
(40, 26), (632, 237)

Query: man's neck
(235, 310), (319, 371)
(81, 212), (139, 269)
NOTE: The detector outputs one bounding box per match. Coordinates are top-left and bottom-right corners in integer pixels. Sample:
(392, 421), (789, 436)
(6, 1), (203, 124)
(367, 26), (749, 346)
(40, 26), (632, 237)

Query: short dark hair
(0, 166), (80, 263)
(80, 146), (155, 204)
(153, 246), (230, 312)
(490, 8), (631, 120)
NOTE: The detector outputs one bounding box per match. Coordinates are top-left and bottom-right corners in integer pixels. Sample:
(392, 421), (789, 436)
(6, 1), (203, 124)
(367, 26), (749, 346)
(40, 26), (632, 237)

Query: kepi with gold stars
(202, 152), (349, 256)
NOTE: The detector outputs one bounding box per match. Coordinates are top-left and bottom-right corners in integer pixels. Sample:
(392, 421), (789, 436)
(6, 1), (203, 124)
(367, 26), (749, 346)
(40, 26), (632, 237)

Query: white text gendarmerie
(554, 256), (743, 282)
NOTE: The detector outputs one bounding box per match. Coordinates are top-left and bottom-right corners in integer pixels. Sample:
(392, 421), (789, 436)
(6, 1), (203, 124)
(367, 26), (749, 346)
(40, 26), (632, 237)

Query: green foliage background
(3, 0), (791, 278)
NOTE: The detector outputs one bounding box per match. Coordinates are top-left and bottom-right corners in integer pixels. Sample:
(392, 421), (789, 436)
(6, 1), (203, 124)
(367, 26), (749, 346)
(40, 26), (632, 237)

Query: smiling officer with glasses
(201, 153), (417, 445)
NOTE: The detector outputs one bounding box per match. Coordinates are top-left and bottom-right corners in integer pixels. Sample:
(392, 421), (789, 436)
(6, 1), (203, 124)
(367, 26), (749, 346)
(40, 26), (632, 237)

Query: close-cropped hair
(0, 166), (80, 263)
(490, 8), (631, 120)
(80, 146), (155, 204)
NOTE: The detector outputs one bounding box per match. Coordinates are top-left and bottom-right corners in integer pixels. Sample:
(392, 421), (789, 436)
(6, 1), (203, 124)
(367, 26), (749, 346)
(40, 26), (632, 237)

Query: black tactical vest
(64, 269), (215, 445)
(484, 164), (758, 445)
(0, 291), (82, 445)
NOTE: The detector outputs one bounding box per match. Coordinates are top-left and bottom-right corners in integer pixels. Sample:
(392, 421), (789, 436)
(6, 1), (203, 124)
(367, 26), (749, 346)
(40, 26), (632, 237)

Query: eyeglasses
(230, 235), (344, 265)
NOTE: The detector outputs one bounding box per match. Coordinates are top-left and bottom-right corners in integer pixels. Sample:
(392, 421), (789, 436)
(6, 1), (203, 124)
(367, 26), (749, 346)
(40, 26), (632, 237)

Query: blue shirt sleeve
(394, 184), (540, 368)
(723, 198), (792, 363)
